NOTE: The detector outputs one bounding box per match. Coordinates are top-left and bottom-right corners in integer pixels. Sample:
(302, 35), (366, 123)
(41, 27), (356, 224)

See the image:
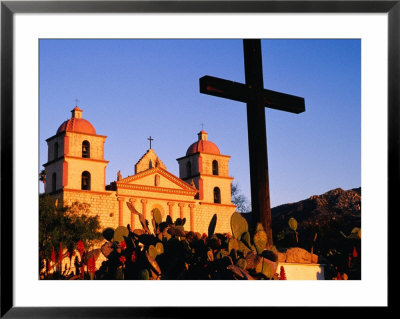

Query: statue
(117, 170), (122, 181)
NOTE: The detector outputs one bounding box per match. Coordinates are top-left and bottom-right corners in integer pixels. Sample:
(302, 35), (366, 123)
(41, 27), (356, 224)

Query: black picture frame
(1, 0), (396, 317)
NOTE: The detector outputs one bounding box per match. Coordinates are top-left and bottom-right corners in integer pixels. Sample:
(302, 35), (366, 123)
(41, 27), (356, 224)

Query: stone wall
(67, 132), (106, 160)
(200, 153), (230, 177)
(193, 202), (235, 234)
(63, 189), (119, 229)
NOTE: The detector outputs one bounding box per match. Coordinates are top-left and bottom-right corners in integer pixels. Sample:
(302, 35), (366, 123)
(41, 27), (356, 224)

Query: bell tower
(43, 106), (109, 193)
(177, 130), (234, 205)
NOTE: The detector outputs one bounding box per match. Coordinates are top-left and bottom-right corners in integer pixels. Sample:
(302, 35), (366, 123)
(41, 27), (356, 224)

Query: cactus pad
(230, 212), (248, 239)
(146, 251), (161, 275)
(208, 214), (217, 238)
(113, 226), (129, 243)
(288, 217), (298, 231)
(228, 238), (240, 253)
(155, 242), (164, 255)
(102, 227), (114, 241)
(261, 258), (277, 279)
(148, 245), (157, 259)
(236, 258), (247, 270)
(255, 222), (265, 232)
(253, 230), (268, 255)
(240, 231), (251, 248)
(152, 208), (162, 225)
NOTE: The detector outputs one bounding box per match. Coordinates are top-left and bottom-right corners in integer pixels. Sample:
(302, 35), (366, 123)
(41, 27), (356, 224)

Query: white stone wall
(277, 262), (325, 280)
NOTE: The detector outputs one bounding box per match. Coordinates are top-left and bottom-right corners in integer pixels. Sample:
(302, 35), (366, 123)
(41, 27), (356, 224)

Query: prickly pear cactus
(253, 229), (268, 255)
(148, 245), (158, 259)
(230, 212), (248, 240)
(288, 217), (298, 231)
(145, 251), (161, 275)
(350, 227), (361, 239)
(100, 241), (113, 258)
(208, 214), (217, 238)
(236, 258), (247, 270)
(102, 227), (114, 241)
(240, 231), (251, 248)
(151, 219), (157, 232)
(255, 222), (265, 232)
(239, 242), (251, 257)
(152, 208), (162, 225)
(228, 238), (240, 253)
(155, 242), (164, 255)
(166, 215), (173, 225)
(254, 257), (276, 279)
(207, 250), (214, 262)
(113, 226), (129, 243)
(288, 217), (299, 243)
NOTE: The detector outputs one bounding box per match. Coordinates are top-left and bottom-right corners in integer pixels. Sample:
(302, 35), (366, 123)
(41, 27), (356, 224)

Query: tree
(39, 169), (46, 190)
(39, 194), (103, 274)
(231, 182), (251, 213)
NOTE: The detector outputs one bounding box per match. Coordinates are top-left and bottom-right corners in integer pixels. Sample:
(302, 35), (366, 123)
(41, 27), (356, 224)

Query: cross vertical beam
(147, 136), (154, 149)
(243, 40), (272, 245)
(200, 40), (305, 247)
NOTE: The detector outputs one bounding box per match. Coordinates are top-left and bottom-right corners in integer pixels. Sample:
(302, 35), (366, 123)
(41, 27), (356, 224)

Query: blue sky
(39, 39), (360, 208)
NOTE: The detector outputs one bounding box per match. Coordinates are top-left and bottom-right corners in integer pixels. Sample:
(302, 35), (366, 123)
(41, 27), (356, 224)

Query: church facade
(43, 107), (236, 234)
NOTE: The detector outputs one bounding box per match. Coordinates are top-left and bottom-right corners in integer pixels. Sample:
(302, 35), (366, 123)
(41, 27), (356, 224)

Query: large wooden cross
(200, 39), (305, 246)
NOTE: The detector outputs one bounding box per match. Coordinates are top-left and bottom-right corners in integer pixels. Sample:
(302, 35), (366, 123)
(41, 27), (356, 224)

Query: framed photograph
(1, 0), (396, 316)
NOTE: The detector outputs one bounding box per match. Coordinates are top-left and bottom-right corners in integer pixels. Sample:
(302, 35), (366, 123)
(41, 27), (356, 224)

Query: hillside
(271, 187), (361, 237)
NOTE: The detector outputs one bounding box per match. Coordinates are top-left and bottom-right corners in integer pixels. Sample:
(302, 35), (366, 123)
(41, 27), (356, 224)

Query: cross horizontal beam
(200, 75), (305, 114)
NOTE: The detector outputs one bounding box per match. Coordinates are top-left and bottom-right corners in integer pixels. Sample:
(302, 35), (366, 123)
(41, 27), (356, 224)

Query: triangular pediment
(135, 149), (166, 174)
(117, 167), (197, 194)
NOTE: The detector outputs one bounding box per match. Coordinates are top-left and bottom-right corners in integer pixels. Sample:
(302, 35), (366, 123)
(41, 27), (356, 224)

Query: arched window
(213, 187), (221, 204)
(82, 140), (90, 158)
(54, 142), (59, 160)
(51, 172), (57, 192)
(186, 161), (192, 177)
(212, 160), (219, 175)
(81, 171), (91, 190)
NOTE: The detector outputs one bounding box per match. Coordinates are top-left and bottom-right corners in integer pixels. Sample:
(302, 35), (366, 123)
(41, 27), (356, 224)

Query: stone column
(141, 199), (148, 220)
(178, 203), (185, 219)
(129, 198), (136, 229)
(117, 197), (124, 227)
(188, 203), (195, 231)
(167, 202), (175, 219)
